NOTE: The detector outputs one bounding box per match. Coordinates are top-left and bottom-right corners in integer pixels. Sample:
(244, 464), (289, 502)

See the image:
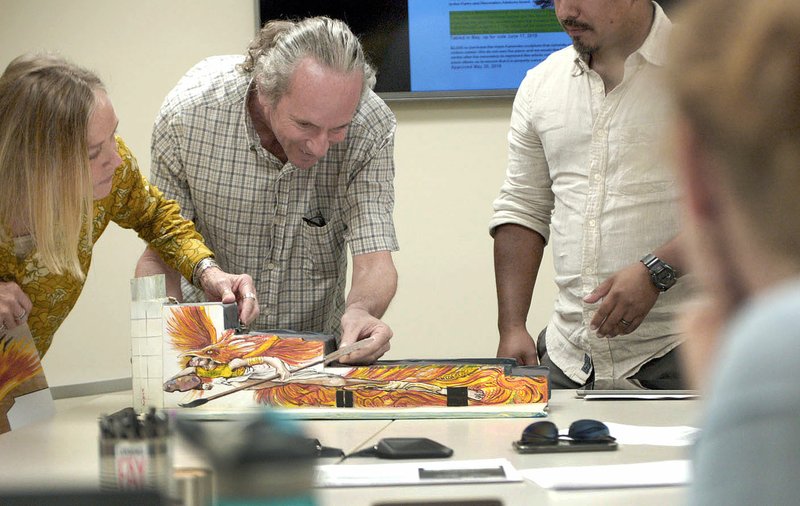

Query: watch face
(642, 255), (678, 291)
(653, 268), (677, 290)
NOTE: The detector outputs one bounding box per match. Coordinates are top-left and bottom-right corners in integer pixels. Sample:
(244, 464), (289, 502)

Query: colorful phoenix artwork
(161, 305), (548, 413)
(0, 326), (51, 433)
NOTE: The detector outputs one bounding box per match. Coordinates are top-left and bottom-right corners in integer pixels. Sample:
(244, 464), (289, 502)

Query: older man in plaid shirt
(136, 17), (398, 364)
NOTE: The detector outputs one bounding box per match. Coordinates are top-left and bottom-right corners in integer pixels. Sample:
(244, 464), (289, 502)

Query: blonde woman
(0, 53), (259, 356)
(668, 0), (800, 503)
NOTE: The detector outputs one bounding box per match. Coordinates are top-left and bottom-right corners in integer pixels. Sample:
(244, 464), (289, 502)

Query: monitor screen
(258, 0), (569, 100)
(258, 1), (681, 101)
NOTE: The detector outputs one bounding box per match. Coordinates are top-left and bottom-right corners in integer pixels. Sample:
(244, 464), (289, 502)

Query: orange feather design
(0, 335), (42, 402)
(165, 305), (217, 352)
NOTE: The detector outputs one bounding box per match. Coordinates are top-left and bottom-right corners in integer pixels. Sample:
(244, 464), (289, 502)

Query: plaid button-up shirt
(151, 56), (399, 338)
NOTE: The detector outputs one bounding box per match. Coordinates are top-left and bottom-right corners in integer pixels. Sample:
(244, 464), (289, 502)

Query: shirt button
(593, 174), (601, 181)
(589, 219), (596, 227)
(267, 262), (276, 270)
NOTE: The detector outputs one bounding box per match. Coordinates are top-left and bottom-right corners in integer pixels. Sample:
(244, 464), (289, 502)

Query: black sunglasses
(514, 419), (617, 454)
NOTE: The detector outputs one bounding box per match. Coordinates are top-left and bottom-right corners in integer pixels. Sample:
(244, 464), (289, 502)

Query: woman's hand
(0, 281), (32, 336)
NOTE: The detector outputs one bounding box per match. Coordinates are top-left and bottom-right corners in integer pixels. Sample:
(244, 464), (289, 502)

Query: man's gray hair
(240, 16), (376, 105)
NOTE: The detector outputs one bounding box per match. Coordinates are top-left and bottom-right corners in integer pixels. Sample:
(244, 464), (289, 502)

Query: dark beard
(561, 18), (596, 55)
(571, 38), (597, 56)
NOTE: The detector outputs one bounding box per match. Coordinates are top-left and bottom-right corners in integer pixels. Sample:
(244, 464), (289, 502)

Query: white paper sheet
(603, 422), (699, 446)
(582, 393), (697, 400)
(522, 459), (691, 490)
(314, 458), (522, 488)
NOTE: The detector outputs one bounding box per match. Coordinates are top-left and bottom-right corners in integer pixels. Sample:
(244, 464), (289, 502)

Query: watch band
(641, 253), (660, 271)
(192, 257), (220, 290)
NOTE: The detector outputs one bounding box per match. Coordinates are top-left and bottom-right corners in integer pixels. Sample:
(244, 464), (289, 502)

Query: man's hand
(493, 225), (546, 365)
(0, 281), (32, 336)
(198, 267), (260, 326)
(337, 306), (392, 364)
(497, 327), (539, 365)
(584, 262), (659, 338)
(339, 250), (396, 364)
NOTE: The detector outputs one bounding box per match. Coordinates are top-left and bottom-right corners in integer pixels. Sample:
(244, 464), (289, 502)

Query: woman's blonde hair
(669, 0), (800, 259)
(0, 53), (101, 279)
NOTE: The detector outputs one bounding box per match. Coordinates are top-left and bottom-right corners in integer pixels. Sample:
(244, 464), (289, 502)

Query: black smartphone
(373, 437), (454, 459)
(512, 439), (617, 454)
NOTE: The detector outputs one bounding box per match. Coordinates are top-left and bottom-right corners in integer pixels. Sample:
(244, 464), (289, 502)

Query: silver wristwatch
(640, 253), (678, 292)
(192, 257), (220, 289)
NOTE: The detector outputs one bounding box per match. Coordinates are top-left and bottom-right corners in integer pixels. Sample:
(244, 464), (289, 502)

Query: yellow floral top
(0, 137), (213, 356)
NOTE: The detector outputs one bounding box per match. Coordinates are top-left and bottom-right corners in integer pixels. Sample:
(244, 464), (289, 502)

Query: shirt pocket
(535, 108), (588, 170)
(301, 221), (343, 278)
(609, 124), (676, 196)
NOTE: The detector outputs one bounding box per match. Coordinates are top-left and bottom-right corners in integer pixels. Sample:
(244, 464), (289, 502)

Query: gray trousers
(537, 329), (685, 389)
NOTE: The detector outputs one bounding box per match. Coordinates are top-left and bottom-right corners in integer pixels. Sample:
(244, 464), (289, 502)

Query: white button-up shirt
(490, 4), (687, 384)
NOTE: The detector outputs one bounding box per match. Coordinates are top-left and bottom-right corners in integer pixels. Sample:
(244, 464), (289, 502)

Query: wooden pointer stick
(179, 337), (376, 408)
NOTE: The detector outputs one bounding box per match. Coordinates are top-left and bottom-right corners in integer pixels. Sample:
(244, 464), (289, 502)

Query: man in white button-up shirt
(490, 0), (688, 388)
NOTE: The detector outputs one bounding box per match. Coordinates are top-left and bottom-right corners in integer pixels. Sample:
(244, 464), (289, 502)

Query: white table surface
(0, 389), (701, 505)
(316, 392), (700, 506)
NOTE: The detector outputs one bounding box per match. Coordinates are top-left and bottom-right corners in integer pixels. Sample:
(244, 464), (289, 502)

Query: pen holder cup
(99, 435), (172, 494)
(175, 411), (317, 506)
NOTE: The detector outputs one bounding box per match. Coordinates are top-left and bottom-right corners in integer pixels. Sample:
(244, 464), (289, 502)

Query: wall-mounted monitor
(258, 0), (681, 101)
(258, 0), (570, 100)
